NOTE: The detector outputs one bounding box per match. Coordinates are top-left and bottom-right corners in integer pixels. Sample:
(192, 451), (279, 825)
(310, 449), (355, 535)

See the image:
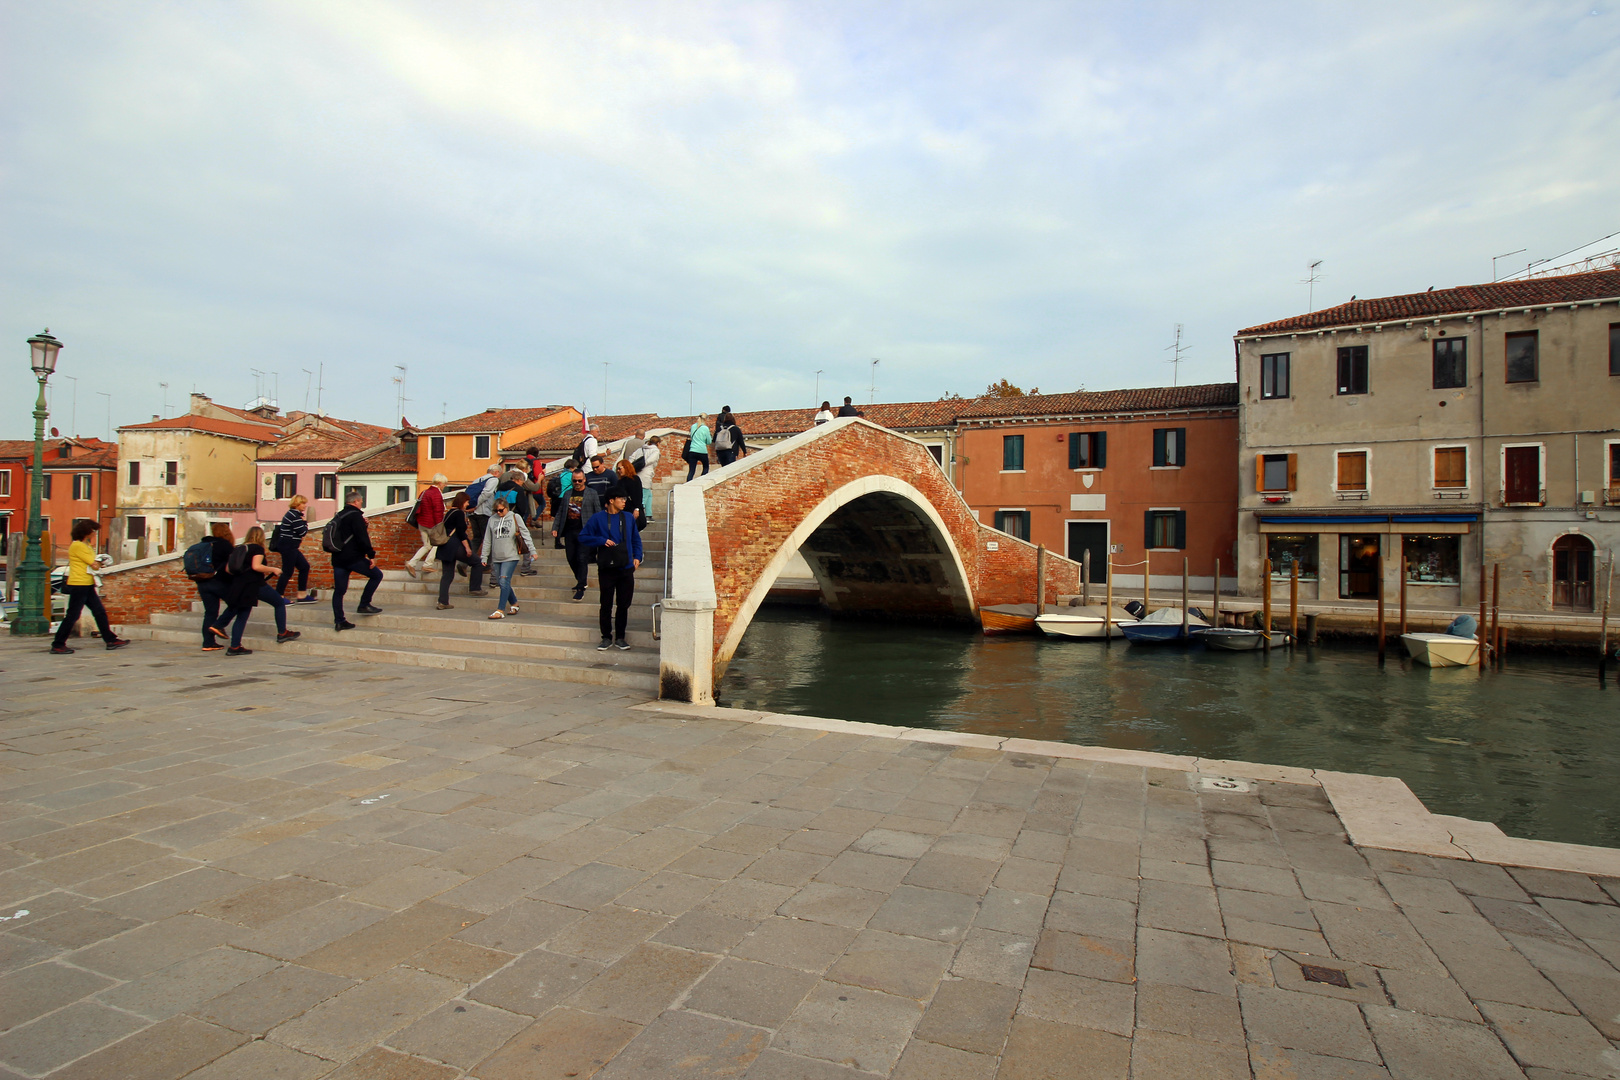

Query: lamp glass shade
(27, 330), (62, 377)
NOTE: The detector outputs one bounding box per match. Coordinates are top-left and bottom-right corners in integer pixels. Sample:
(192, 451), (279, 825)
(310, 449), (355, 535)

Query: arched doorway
(1552, 534), (1595, 611)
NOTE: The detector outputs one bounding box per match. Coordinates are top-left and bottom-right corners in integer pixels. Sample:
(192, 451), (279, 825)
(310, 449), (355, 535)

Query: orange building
(956, 384), (1240, 591)
(415, 407), (583, 485)
(0, 437), (119, 562)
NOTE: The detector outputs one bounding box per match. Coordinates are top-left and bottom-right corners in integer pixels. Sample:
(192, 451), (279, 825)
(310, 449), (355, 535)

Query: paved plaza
(4, 638), (1620, 1078)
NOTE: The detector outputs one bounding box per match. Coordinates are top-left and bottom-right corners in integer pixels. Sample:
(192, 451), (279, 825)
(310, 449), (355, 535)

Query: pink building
(234, 426), (392, 535)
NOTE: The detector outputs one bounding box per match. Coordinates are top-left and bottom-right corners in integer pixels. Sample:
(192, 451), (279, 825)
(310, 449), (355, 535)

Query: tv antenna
(1492, 248), (1526, 282)
(870, 358), (880, 405)
(392, 364), (409, 427)
(1301, 260), (1324, 310)
(62, 375), (78, 436)
(249, 367), (265, 405)
(1164, 324), (1188, 386)
(301, 369), (313, 411)
(815, 369), (823, 403)
(159, 381), (169, 417)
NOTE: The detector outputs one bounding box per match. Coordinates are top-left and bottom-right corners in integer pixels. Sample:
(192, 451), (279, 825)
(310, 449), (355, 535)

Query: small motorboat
(980, 603), (1039, 635)
(1194, 626), (1268, 651)
(1035, 604), (1140, 639)
(1121, 606), (1209, 644)
(1402, 615), (1480, 668)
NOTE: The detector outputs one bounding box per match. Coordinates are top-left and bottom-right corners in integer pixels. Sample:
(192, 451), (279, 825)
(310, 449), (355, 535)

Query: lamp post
(12, 330), (62, 636)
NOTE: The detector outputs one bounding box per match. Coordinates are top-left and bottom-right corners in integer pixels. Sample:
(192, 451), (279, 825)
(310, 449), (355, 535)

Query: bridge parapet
(659, 418), (1081, 702)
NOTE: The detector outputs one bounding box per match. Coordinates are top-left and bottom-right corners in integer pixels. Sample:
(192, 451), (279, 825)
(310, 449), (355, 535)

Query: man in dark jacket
(836, 396), (862, 417)
(330, 492), (384, 630)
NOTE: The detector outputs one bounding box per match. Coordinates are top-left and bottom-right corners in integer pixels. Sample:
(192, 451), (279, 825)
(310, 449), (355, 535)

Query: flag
(580, 408), (589, 435)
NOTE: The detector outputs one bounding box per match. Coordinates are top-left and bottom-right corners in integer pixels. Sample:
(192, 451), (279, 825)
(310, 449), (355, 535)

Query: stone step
(192, 586), (666, 620)
(385, 565), (667, 587)
(125, 624), (659, 691)
(154, 607), (659, 651)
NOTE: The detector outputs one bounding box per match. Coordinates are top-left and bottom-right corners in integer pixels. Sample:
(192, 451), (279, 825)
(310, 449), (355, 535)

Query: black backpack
(183, 540), (217, 581)
(321, 516), (346, 555)
(226, 544), (250, 575)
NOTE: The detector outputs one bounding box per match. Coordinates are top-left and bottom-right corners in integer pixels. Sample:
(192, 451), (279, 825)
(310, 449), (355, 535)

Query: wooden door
(1553, 535), (1594, 611)
(1504, 446), (1540, 504)
(162, 517), (176, 554)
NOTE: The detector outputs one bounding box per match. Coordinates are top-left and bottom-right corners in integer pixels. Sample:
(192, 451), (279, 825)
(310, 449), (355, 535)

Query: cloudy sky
(2, 1), (1616, 436)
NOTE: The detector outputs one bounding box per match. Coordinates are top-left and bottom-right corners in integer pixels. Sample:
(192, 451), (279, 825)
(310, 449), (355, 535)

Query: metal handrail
(650, 485), (673, 639)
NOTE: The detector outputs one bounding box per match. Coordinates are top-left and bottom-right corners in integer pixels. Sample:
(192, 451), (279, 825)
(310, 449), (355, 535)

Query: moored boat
(1035, 604), (1139, 639)
(980, 603), (1039, 635)
(1402, 615), (1480, 668)
(1121, 606), (1209, 644)
(1193, 626), (1268, 651)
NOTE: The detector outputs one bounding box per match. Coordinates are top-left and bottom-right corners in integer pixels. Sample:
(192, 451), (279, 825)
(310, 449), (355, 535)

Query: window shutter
(1173, 428), (1186, 466)
(1255, 454), (1265, 492)
(1096, 432), (1106, 469)
(1174, 511), (1187, 550)
(1287, 453), (1298, 491)
(1153, 429), (1166, 467)
(1144, 511), (1154, 549)
(1068, 433), (1081, 470)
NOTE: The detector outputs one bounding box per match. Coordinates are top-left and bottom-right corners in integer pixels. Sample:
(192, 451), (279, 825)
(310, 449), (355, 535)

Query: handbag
(595, 512), (632, 570)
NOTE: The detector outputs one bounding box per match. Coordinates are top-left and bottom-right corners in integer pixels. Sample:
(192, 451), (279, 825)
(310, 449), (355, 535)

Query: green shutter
(1175, 511), (1187, 550)
(1096, 432), (1106, 469)
(1068, 433), (1081, 469)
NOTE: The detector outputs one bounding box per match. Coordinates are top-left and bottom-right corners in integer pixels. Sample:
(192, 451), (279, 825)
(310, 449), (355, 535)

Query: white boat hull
(1195, 628), (1267, 651)
(1035, 614), (1129, 639)
(1401, 633), (1479, 668)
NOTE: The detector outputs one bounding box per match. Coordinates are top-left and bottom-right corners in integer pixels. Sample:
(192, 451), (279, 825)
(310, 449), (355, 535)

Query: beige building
(1235, 267), (1620, 613)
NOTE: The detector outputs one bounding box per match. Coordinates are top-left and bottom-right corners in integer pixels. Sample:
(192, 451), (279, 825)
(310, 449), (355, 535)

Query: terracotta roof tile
(118, 415), (284, 442)
(418, 407), (566, 435)
(956, 383), (1239, 420)
(527, 414), (662, 454)
(0, 440), (42, 460)
(339, 444), (418, 474)
(1237, 269), (1620, 336)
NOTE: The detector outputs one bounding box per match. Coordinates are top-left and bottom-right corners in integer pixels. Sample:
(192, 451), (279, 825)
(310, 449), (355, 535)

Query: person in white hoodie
(479, 493), (536, 619)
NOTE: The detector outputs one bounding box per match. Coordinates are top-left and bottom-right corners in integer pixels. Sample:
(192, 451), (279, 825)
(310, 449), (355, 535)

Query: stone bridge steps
(324, 582), (665, 619)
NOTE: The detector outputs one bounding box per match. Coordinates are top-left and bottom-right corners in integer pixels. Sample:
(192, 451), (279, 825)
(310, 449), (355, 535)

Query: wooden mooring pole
(1600, 553), (1613, 682)
(1214, 558), (1222, 626)
(1144, 552), (1152, 616)
(1490, 563), (1501, 670)
(1289, 559), (1299, 645)
(1181, 557), (1189, 640)
(1262, 558), (1272, 652)
(1081, 550), (1090, 606)
(1105, 556), (1114, 647)
(1478, 563), (1489, 674)
(1399, 556), (1408, 636)
(1376, 553), (1386, 666)
(1036, 545), (1046, 617)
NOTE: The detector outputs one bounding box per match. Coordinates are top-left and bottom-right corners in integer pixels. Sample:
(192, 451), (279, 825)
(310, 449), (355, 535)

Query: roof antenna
(1164, 324), (1188, 386)
(1493, 248), (1526, 282)
(1301, 260), (1324, 310)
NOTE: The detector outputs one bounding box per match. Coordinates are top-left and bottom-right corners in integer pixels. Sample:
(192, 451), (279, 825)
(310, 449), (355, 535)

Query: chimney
(152, 415), (159, 422)
(189, 392), (211, 413)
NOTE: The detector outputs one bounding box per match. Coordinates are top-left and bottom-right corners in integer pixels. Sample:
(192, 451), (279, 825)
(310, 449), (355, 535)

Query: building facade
(0, 438), (119, 563)
(1235, 268), (1620, 612)
(956, 385), (1240, 591)
(114, 415), (282, 558)
(336, 439), (421, 512)
(415, 407), (582, 486)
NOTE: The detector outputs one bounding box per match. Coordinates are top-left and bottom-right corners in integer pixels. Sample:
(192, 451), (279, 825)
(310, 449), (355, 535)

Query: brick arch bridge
(659, 417), (1082, 702)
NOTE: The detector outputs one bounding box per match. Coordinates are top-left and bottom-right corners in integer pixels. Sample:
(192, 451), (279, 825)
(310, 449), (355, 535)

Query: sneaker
(50, 644), (75, 654)
(519, 568), (538, 576)
(335, 620), (357, 632)
(572, 586), (585, 601)
(276, 630), (302, 643)
(206, 626), (230, 638)
(436, 603), (454, 610)
(615, 638), (631, 651)
(468, 589), (489, 597)
(226, 646), (253, 656)
(457, 564), (469, 578)
(105, 638), (131, 650)
(202, 644), (224, 652)
(597, 637), (612, 651)
(404, 563), (419, 579)
(295, 593), (318, 604)
(357, 604), (383, 615)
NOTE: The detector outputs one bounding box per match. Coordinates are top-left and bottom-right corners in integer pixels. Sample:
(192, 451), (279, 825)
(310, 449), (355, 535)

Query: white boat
(1035, 605), (1138, 639)
(1401, 614), (1480, 668)
(1193, 626), (1269, 651)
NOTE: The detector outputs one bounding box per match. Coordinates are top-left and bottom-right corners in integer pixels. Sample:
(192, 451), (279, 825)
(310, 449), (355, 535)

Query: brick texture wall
(101, 507), (417, 627)
(702, 423), (1080, 656)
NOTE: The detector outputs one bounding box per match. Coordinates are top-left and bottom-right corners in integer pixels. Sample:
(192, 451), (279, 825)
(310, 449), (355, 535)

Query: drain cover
(1197, 776), (1252, 793)
(1300, 963), (1351, 988)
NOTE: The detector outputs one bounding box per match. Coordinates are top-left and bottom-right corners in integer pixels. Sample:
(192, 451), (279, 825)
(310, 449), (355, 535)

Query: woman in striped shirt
(274, 495), (318, 603)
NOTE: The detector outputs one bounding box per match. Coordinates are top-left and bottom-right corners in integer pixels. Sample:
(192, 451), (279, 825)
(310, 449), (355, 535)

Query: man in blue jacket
(577, 484), (643, 651)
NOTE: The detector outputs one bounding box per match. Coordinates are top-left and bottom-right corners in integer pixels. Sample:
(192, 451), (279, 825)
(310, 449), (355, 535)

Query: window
(343, 485), (368, 508)
(428, 436), (446, 460)
(926, 445), (944, 466)
(315, 474), (337, 500)
(40, 517), (50, 538)
(1267, 534), (1318, 580)
(1402, 535), (1460, 585)
(1257, 453), (1296, 492)
(0, 470), (10, 496)
(1611, 323), (1619, 377)
(163, 460), (178, 486)
(126, 516), (145, 540)
(72, 473), (93, 500)
(1336, 346), (1368, 394)
(1001, 435), (1025, 471)
(1144, 510), (1186, 550)
(40, 474), (52, 499)
(1433, 338), (1467, 388)
(1610, 443), (1620, 502)
(387, 485), (411, 504)
(1152, 428), (1186, 467)
(1505, 331), (1538, 383)
(127, 461), (140, 485)
(1068, 431), (1106, 469)
(1434, 446), (1467, 489)
(1335, 451), (1367, 492)
(1503, 445), (1542, 504)
(993, 510), (1030, 540)
(275, 474), (298, 499)
(1260, 353), (1290, 399)
(474, 435), (491, 459)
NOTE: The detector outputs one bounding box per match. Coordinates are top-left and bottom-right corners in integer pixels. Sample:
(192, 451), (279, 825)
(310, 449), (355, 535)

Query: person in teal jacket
(685, 414), (712, 482)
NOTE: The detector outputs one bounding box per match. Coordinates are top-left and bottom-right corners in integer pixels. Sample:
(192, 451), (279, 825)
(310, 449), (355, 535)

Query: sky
(2, 1), (1617, 437)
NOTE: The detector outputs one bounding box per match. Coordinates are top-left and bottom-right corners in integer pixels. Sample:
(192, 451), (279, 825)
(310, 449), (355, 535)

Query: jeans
(685, 450), (710, 482)
(469, 517), (489, 588)
(53, 584), (116, 647)
(493, 560), (518, 610)
(716, 447), (738, 467)
(408, 527), (435, 569)
(274, 545), (310, 594)
(198, 578), (229, 646)
(598, 565), (635, 641)
(562, 534), (590, 590)
(439, 551), (474, 604)
(332, 556), (383, 622)
(257, 584), (289, 633)
(222, 607), (251, 648)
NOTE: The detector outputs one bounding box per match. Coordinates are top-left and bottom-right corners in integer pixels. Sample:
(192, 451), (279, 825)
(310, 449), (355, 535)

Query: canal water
(717, 606), (1620, 849)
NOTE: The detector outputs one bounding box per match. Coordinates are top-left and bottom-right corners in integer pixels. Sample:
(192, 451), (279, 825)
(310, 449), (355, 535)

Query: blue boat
(1121, 606), (1209, 644)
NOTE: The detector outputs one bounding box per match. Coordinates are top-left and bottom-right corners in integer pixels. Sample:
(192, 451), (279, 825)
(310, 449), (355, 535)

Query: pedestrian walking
(330, 490), (384, 630)
(631, 436), (661, 478)
(217, 526), (300, 652)
(685, 414), (712, 482)
(584, 454), (615, 502)
(713, 406), (748, 467)
(813, 401), (834, 425)
(580, 423), (601, 463)
(479, 492), (536, 619)
(615, 459), (647, 531)
(617, 429), (646, 468)
(579, 485), (643, 651)
(189, 523), (236, 652)
(466, 464), (501, 596)
(497, 463), (542, 574)
(49, 520), (129, 654)
(552, 468), (600, 600)
(404, 474), (447, 579)
(435, 492), (476, 609)
(836, 396), (861, 417)
(273, 495), (317, 602)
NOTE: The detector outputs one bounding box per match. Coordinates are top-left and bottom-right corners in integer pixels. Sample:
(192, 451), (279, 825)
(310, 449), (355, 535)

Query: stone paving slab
(3, 638), (1620, 1078)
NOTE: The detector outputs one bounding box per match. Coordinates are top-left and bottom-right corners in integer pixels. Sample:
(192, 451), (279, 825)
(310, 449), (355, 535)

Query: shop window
(1068, 431), (1106, 469)
(1337, 346), (1368, 395)
(72, 474), (93, 500)
(1260, 353), (1290, 399)
(1267, 534), (1318, 580)
(428, 436), (446, 460)
(387, 485), (411, 504)
(1144, 510), (1186, 550)
(993, 510), (1030, 540)
(1002, 435), (1024, 471)
(1153, 428), (1186, 467)
(343, 486), (368, 508)
(1335, 451), (1367, 492)
(1403, 534), (1461, 585)
(1257, 453), (1297, 492)
(127, 460), (140, 485)
(1433, 338), (1467, 389)
(1434, 446), (1467, 489)
(315, 474), (337, 500)
(1505, 331), (1538, 383)
(275, 474), (298, 499)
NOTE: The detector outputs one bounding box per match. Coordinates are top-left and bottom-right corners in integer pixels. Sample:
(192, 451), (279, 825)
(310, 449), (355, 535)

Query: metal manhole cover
(1300, 963), (1351, 988)
(1197, 775), (1252, 793)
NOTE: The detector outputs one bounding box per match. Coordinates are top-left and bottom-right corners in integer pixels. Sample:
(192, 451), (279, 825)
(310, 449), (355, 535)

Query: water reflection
(718, 606), (1620, 848)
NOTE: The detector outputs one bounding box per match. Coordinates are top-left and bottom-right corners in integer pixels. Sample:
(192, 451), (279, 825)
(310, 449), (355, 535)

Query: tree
(941, 379), (1038, 401)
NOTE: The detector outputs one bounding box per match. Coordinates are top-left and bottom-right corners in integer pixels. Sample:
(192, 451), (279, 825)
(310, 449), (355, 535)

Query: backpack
(464, 478), (489, 508)
(183, 540), (217, 581)
(321, 515), (346, 555)
(226, 544), (249, 575)
(714, 424), (735, 451)
(546, 473), (562, 501)
(574, 439), (589, 463)
(269, 523), (282, 548)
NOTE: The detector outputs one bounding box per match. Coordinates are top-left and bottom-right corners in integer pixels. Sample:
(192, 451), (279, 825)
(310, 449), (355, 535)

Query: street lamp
(12, 330), (61, 636)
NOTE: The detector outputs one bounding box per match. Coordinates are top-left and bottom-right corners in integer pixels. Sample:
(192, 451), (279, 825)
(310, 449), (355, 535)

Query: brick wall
(100, 507), (416, 626)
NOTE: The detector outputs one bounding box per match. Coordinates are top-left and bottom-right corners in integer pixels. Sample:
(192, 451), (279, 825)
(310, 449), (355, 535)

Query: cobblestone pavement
(4, 639), (1620, 1079)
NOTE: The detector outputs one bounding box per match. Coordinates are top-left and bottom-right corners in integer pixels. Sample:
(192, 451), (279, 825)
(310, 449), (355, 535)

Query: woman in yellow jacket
(50, 520), (130, 654)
